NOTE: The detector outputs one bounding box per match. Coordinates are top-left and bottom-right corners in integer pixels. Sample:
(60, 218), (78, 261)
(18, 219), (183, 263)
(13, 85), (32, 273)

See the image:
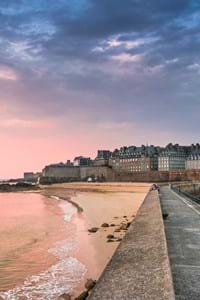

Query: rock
(85, 279), (96, 291)
(120, 224), (128, 230)
(127, 222), (131, 228)
(101, 223), (109, 227)
(110, 223), (116, 226)
(123, 215), (127, 218)
(58, 294), (71, 300)
(114, 229), (121, 232)
(107, 234), (114, 239)
(116, 238), (122, 242)
(107, 239), (114, 242)
(88, 227), (99, 233)
(75, 290), (89, 300)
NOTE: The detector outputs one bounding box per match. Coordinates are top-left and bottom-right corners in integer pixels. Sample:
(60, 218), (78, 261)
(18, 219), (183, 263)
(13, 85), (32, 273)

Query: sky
(0, 0), (200, 178)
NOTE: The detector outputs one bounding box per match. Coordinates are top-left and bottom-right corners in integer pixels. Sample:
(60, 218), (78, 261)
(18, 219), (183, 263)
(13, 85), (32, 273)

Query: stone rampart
(42, 164), (200, 183)
(42, 165), (80, 179)
(112, 169), (200, 182)
(80, 166), (114, 181)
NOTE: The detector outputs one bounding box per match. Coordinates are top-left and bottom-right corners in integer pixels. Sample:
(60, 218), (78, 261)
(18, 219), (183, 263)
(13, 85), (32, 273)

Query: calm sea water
(0, 193), (87, 300)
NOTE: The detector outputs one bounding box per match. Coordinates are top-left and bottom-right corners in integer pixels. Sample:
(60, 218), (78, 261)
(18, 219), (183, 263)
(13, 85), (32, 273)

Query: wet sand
(42, 182), (150, 297)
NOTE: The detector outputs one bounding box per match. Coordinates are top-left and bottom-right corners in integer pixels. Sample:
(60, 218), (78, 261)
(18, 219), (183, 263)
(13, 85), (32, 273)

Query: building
(186, 154), (200, 170)
(96, 150), (112, 160)
(24, 172), (35, 181)
(24, 172), (41, 182)
(110, 145), (159, 173)
(109, 144), (160, 173)
(110, 155), (158, 173)
(73, 156), (92, 166)
(158, 143), (194, 171)
(94, 150), (112, 166)
(158, 151), (186, 171)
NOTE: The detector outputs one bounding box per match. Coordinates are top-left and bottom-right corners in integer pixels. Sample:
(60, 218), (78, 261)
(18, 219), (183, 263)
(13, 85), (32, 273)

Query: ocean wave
(51, 195), (77, 222)
(0, 197), (87, 300)
(0, 256), (86, 300)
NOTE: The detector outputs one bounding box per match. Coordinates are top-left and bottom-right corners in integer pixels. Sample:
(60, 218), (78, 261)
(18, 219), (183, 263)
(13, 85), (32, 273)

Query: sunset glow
(0, 1), (199, 178)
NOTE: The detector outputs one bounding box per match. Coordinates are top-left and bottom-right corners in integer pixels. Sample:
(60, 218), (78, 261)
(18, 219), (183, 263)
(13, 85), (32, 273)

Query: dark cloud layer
(0, 0), (200, 140)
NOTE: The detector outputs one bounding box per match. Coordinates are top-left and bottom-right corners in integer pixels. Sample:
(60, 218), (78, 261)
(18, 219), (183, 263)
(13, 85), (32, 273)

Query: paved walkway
(160, 186), (200, 300)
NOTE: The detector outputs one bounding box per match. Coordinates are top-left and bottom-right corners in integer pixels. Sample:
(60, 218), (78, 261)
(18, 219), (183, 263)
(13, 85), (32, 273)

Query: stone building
(73, 156), (92, 166)
(158, 151), (186, 171)
(186, 154), (200, 170)
(109, 144), (159, 173)
(94, 150), (112, 166)
(96, 150), (112, 160)
(110, 155), (158, 173)
(24, 172), (41, 182)
(24, 172), (35, 181)
(157, 143), (196, 171)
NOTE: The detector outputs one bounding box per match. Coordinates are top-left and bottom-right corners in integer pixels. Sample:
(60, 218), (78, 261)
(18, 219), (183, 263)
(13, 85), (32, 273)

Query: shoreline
(42, 191), (84, 213)
(42, 182), (151, 299)
(0, 182), (150, 300)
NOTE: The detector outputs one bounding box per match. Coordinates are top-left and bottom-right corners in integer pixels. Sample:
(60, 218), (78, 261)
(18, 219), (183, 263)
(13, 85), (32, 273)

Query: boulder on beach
(119, 224), (127, 230)
(127, 222), (131, 228)
(101, 223), (109, 227)
(75, 290), (89, 300)
(107, 239), (114, 242)
(107, 234), (114, 239)
(58, 293), (71, 300)
(88, 227), (99, 233)
(85, 278), (96, 291)
(116, 238), (122, 242)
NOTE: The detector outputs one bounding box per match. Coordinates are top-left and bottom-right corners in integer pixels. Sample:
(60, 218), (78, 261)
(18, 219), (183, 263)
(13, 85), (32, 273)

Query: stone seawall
(80, 166), (114, 181)
(113, 169), (200, 182)
(41, 165), (200, 183)
(88, 190), (175, 300)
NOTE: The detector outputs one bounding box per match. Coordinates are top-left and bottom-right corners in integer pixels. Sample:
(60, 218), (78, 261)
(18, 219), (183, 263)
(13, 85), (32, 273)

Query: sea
(0, 192), (87, 300)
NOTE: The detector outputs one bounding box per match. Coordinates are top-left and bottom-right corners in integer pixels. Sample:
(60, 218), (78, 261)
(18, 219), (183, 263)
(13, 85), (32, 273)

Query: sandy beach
(42, 182), (151, 298)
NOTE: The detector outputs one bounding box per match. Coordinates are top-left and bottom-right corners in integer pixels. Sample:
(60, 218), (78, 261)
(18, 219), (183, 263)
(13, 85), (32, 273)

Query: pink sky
(0, 117), (191, 179)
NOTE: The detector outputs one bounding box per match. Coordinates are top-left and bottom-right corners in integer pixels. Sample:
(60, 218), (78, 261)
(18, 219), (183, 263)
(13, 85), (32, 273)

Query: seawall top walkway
(89, 190), (175, 300)
(160, 186), (200, 300)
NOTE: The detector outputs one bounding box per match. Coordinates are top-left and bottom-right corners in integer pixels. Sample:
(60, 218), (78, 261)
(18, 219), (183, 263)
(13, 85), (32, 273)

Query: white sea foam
(0, 256), (86, 300)
(51, 195), (77, 222)
(0, 197), (87, 300)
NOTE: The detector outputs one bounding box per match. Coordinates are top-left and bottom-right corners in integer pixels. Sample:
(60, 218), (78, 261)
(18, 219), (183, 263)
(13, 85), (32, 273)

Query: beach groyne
(88, 190), (175, 300)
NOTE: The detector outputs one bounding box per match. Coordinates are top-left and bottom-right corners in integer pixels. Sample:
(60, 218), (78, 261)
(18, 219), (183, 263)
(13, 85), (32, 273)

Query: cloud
(111, 53), (143, 63)
(0, 0), (200, 177)
(0, 65), (17, 81)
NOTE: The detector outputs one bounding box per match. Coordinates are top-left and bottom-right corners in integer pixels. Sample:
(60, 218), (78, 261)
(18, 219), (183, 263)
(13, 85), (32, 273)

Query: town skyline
(1, 140), (200, 179)
(24, 142), (200, 182)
